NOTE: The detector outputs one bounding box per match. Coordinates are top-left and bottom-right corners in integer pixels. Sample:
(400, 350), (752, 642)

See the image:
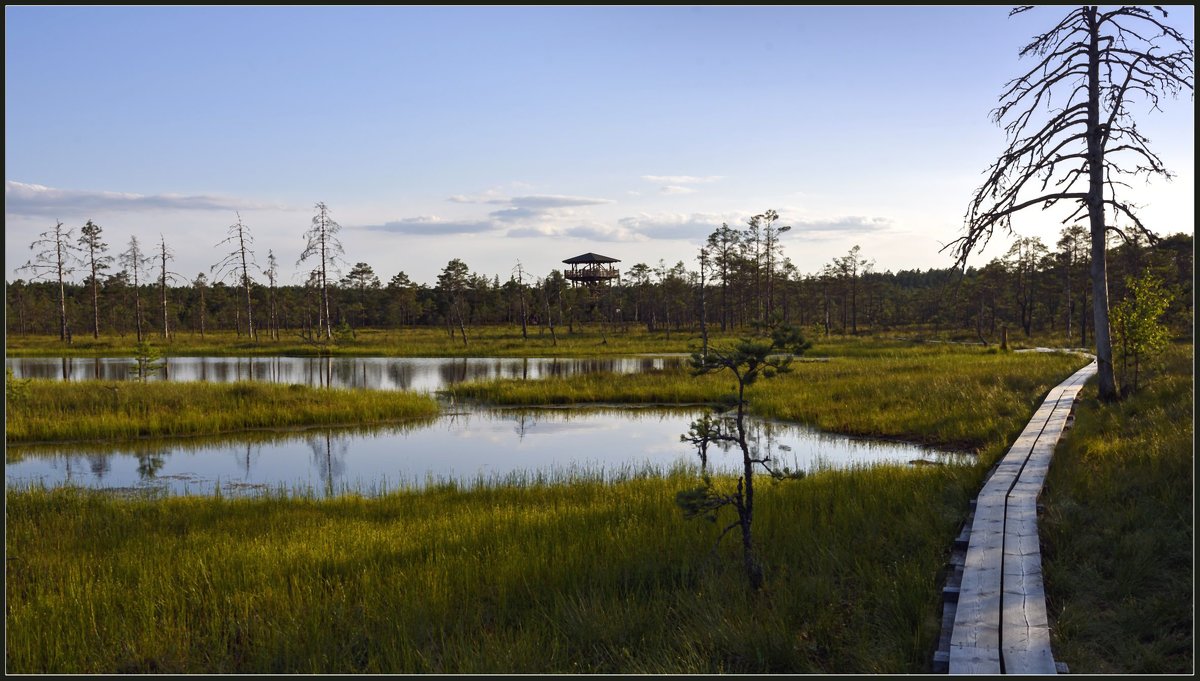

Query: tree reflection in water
(136, 449), (167, 479)
(307, 431), (349, 495)
(5, 355), (687, 393)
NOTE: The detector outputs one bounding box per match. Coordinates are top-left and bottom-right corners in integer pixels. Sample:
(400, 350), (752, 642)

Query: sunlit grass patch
(450, 345), (1089, 459)
(1040, 342), (1193, 674)
(4, 380), (440, 444)
(6, 460), (976, 673)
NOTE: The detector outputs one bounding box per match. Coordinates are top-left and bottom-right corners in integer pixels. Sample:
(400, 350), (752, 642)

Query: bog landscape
(5, 5), (1193, 676)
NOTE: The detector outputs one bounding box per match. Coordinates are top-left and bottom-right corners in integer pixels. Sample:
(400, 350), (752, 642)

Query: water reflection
(306, 431), (349, 497)
(5, 356), (687, 393)
(5, 407), (970, 498)
(137, 448), (168, 480)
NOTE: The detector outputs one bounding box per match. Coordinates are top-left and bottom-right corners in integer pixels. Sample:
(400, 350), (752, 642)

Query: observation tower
(562, 252), (620, 293)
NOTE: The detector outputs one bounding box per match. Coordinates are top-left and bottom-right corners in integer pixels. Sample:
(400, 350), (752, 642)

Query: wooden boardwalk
(947, 359), (1097, 674)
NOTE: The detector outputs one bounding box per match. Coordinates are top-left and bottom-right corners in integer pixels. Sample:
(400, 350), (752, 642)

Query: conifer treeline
(6, 222), (1192, 343)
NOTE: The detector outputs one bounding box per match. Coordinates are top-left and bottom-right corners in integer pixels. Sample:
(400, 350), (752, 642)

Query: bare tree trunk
(90, 274), (101, 339)
(160, 278), (169, 340)
(519, 292), (528, 340)
(239, 230), (255, 341)
(455, 304), (468, 346)
(319, 228), (332, 340)
(735, 384), (763, 591)
(1086, 8), (1118, 400)
(57, 270), (70, 344)
(132, 277), (143, 344)
(270, 290), (278, 340)
(699, 251), (709, 357)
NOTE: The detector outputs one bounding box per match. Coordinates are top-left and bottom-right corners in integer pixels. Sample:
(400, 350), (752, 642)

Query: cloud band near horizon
(5, 180), (280, 217)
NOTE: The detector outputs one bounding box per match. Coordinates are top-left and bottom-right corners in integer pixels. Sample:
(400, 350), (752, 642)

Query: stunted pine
(78, 220), (113, 339)
(676, 320), (812, 591)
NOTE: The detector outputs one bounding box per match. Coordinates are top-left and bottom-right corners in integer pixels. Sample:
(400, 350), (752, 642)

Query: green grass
(5, 323), (1109, 359)
(449, 344), (1091, 456)
(5, 462), (976, 673)
(7, 336), (1183, 673)
(1039, 342), (1193, 674)
(8, 335), (1087, 453)
(4, 326), (737, 358)
(4, 380), (441, 444)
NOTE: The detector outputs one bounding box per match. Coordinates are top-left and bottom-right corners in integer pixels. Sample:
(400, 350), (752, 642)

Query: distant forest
(6, 223), (1192, 345)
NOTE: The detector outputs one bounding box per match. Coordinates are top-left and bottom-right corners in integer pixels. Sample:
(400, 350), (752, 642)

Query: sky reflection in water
(6, 406), (969, 498)
(7, 356), (969, 497)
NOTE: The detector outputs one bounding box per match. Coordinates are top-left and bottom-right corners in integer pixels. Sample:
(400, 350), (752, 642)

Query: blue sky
(6, 5), (1194, 288)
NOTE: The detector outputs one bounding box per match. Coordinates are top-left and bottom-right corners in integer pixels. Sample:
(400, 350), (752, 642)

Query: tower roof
(562, 252), (620, 264)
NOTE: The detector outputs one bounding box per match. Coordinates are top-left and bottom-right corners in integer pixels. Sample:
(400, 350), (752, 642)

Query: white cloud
(446, 190), (509, 205)
(506, 222), (644, 242)
(364, 193), (617, 237)
(448, 192), (612, 209)
(660, 186), (696, 195)
(359, 216), (496, 235)
(4, 180), (280, 217)
(506, 195), (614, 209)
(787, 216), (894, 238)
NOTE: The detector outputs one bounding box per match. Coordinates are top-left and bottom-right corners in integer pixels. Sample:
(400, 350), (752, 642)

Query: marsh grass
(6, 324), (1105, 359)
(4, 335), (1135, 674)
(4, 327), (740, 358)
(6, 461), (976, 673)
(1040, 342), (1193, 674)
(4, 380), (440, 444)
(450, 346), (1090, 457)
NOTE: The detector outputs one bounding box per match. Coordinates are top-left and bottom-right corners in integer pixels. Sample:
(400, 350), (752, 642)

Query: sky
(5, 5), (1194, 289)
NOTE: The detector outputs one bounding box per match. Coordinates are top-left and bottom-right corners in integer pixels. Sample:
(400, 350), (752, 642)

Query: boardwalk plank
(948, 358), (1096, 675)
(1003, 647), (1057, 675)
(950, 645), (1002, 674)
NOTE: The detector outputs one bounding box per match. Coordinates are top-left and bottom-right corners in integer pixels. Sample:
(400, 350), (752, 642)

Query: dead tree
(298, 202), (346, 340)
(213, 212), (259, 341)
(513, 260), (529, 340)
(156, 235), (185, 340)
(946, 6), (1193, 401)
(265, 250), (280, 340)
(120, 235), (151, 343)
(19, 221), (79, 343)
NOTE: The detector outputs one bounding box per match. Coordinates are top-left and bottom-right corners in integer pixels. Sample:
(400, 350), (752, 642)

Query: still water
(5, 407), (968, 497)
(4, 356), (687, 393)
